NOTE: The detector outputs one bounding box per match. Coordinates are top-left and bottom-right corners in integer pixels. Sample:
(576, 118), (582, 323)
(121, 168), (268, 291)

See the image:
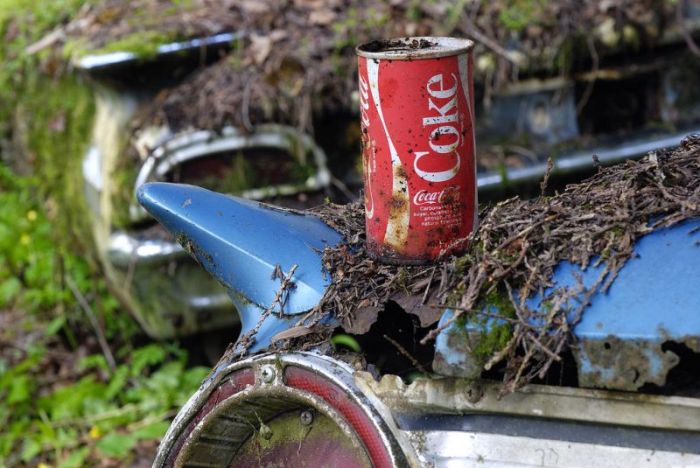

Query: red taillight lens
(285, 365), (394, 468)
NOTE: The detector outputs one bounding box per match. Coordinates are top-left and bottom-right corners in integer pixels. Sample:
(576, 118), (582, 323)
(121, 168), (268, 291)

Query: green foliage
(0, 166), (64, 312)
(0, 340), (208, 466)
(0, 3), (215, 466)
(0, 165), (207, 466)
(498, 0), (548, 32)
(0, 166), (210, 465)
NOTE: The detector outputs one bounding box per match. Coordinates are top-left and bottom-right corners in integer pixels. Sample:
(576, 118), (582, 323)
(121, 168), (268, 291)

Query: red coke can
(356, 37), (477, 264)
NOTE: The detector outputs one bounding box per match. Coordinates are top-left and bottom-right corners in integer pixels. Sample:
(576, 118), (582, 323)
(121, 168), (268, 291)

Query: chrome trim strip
(130, 124), (331, 223)
(186, 293), (231, 311)
(407, 430), (700, 467)
(107, 231), (184, 267)
(357, 373), (700, 433)
(477, 127), (700, 190)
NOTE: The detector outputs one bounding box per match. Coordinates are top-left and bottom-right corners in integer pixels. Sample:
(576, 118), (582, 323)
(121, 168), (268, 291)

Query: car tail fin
(137, 182), (343, 351)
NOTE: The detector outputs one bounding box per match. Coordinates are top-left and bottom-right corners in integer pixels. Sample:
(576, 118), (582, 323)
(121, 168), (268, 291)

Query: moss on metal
(305, 138), (700, 393)
(0, 1), (97, 258)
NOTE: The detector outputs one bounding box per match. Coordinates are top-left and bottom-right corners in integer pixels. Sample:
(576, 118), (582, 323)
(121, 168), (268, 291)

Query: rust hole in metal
(639, 341), (700, 397)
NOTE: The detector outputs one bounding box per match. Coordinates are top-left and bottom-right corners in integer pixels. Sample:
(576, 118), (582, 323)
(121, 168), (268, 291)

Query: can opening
(356, 36), (474, 60)
(360, 38), (437, 53)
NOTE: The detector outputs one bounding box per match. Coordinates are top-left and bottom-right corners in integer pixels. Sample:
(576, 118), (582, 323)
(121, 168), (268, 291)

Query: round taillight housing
(155, 353), (406, 467)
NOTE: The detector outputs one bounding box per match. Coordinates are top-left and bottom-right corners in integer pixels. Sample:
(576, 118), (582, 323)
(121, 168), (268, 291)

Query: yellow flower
(89, 425), (102, 440)
(38, 463), (50, 468)
(20, 234), (30, 245)
(26, 210), (37, 221)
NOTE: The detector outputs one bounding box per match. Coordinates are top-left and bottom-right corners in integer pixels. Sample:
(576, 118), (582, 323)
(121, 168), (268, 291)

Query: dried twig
(65, 276), (116, 372)
(311, 137), (700, 393)
(236, 264), (298, 353)
(383, 334), (428, 374)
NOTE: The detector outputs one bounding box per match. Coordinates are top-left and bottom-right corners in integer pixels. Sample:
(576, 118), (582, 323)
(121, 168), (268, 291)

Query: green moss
(453, 255), (472, 274)
(498, 0), (547, 32)
(482, 288), (516, 317)
(12, 73), (96, 256)
(0, 0), (89, 114)
(455, 287), (516, 362)
(0, 0), (87, 41)
(473, 321), (512, 361)
(395, 267), (410, 290)
(75, 30), (183, 59)
(110, 157), (139, 229)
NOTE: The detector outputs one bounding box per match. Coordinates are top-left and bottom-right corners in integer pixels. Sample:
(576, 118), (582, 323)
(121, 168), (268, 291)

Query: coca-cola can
(356, 37), (477, 264)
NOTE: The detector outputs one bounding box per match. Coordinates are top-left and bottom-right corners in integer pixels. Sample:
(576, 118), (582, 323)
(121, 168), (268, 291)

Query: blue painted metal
(137, 182), (343, 352)
(434, 218), (700, 390)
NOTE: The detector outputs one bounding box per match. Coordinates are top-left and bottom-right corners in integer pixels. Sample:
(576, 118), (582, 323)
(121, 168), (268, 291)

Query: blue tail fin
(137, 182), (343, 352)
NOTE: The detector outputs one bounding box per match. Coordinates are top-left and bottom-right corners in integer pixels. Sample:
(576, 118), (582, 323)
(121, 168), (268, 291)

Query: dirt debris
(61, 0), (691, 135)
(299, 135), (700, 393)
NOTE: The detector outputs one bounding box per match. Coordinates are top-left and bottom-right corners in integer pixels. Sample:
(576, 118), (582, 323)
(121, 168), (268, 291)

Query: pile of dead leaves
(304, 135), (700, 392)
(59, 0), (692, 135)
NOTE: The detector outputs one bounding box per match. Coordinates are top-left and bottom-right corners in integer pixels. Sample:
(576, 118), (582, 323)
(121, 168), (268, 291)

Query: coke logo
(413, 186), (461, 206)
(413, 73), (463, 183)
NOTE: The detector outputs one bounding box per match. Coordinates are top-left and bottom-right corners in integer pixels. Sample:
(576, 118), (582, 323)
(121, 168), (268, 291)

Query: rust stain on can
(357, 36), (478, 265)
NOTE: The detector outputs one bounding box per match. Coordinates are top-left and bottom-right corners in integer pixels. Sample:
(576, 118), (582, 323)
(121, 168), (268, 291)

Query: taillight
(155, 353), (406, 468)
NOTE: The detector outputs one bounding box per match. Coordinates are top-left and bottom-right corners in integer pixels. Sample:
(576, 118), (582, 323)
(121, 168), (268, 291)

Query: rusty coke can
(356, 37), (477, 264)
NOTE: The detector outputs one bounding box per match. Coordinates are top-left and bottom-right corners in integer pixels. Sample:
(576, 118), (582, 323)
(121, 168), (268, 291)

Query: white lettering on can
(413, 73), (462, 183)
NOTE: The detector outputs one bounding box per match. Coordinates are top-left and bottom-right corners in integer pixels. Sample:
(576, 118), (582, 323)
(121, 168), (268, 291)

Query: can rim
(355, 36), (474, 60)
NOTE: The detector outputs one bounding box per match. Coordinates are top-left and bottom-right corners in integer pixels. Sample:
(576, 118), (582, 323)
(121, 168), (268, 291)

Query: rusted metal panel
(433, 218), (700, 391)
(571, 219), (700, 391)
